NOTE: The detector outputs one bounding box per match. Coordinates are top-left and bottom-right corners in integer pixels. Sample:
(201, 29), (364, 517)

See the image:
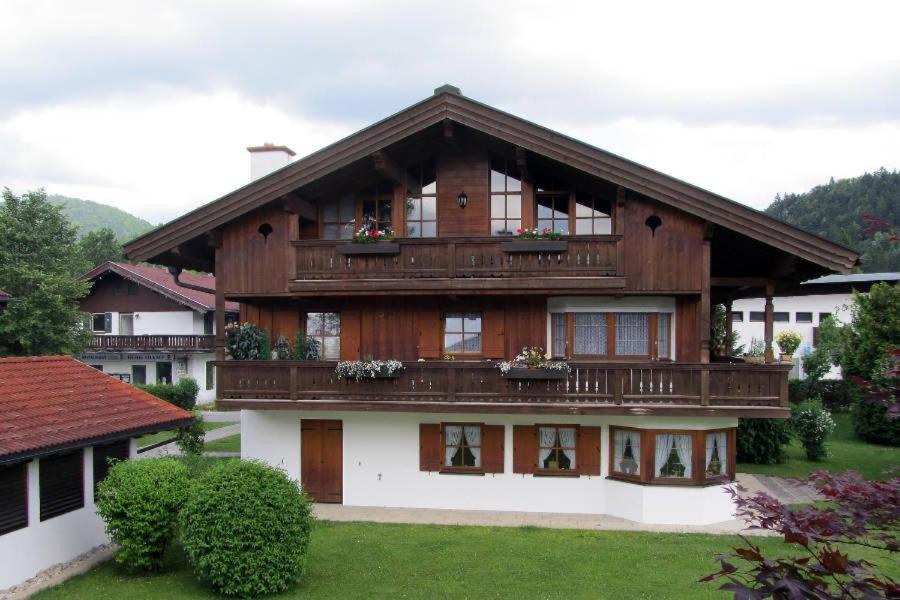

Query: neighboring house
(78, 262), (238, 403)
(0, 355), (192, 591)
(124, 86), (858, 525)
(0, 289), (9, 312)
(732, 272), (899, 379)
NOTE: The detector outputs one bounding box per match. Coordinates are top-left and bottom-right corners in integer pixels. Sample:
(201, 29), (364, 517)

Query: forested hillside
(765, 168), (900, 272)
(47, 194), (154, 242)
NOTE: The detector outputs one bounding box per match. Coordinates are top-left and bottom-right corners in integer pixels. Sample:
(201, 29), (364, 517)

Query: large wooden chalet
(125, 86), (857, 524)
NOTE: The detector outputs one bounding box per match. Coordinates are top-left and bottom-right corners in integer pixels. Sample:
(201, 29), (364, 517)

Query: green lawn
(137, 422), (237, 449)
(32, 521), (899, 600)
(738, 413), (899, 480)
(202, 433), (240, 453)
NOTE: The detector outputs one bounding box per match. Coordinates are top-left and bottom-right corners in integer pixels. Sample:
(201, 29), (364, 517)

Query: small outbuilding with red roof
(0, 355), (193, 591)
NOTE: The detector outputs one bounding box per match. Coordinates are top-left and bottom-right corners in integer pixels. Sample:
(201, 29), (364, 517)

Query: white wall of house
(0, 441), (138, 591)
(84, 353), (217, 404)
(732, 293), (852, 379)
(241, 410), (738, 526)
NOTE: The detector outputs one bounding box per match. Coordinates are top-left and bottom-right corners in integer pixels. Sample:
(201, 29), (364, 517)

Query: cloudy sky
(2, 0), (899, 224)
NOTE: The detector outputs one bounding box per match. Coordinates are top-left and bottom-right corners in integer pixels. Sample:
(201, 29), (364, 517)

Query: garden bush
(852, 387), (900, 446)
(272, 335), (292, 359)
(292, 331), (321, 360)
(736, 418), (792, 464)
(180, 460), (315, 597)
(176, 410), (205, 455)
(95, 458), (190, 571)
(790, 398), (836, 460)
(137, 377), (199, 411)
(224, 322), (270, 360)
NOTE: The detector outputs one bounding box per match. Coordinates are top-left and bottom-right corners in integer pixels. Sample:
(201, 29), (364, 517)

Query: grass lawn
(202, 433), (240, 453)
(33, 521), (899, 600)
(137, 422), (237, 449)
(738, 413), (899, 480)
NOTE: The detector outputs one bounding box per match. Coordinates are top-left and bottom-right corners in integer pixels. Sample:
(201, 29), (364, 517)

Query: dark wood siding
(40, 450), (84, 521)
(222, 205), (292, 295)
(482, 425), (505, 473)
(80, 273), (185, 313)
(93, 440), (130, 492)
(419, 423), (442, 471)
(436, 148), (490, 237)
(676, 296), (701, 363)
(0, 462), (28, 535)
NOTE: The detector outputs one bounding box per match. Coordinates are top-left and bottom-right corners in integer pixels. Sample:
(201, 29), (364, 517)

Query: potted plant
(498, 347), (570, 379)
(336, 227), (400, 255)
(775, 331), (802, 363)
(743, 338), (766, 364)
(500, 227), (568, 253)
(335, 359), (404, 381)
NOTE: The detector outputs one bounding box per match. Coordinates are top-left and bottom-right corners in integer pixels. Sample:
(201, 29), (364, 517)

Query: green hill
(47, 194), (155, 242)
(765, 168), (900, 272)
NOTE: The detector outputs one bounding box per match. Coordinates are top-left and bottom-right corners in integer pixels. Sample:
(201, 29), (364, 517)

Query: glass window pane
(575, 219), (593, 235)
(444, 333), (464, 353)
(306, 313), (323, 336)
(324, 313), (340, 336)
(491, 195), (507, 218)
(445, 315), (463, 333)
(421, 222), (437, 238)
(574, 313), (607, 355)
(463, 333), (481, 352)
(655, 434), (692, 478)
(506, 219), (521, 233)
(407, 223), (420, 237)
(322, 224), (338, 240)
(613, 429), (641, 475)
(321, 203), (337, 222)
(338, 195), (355, 221)
(490, 168), (506, 192)
(538, 219), (553, 231)
(575, 198), (595, 217)
(464, 314), (481, 332)
(362, 200), (376, 222)
(323, 337), (340, 360)
(657, 313), (670, 359)
(491, 219), (509, 235)
(594, 217), (611, 234)
(705, 432), (728, 477)
(553, 220), (570, 234)
(615, 313), (649, 355)
(422, 197), (436, 220)
(339, 222), (355, 239)
(406, 197), (421, 220)
(551, 313), (567, 357)
(506, 195), (521, 218)
(378, 200), (392, 224)
(507, 171), (522, 192)
(422, 162), (437, 194)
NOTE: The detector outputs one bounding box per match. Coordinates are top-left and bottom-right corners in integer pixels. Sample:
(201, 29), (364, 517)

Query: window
(574, 192), (612, 235)
(322, 194), (356, 240)
(795, 312), (812, 323)
(773, 312), (789, 322)
(657, 313), (671, 359)
(558, 312), (672, 359)
(205, 361), (214, 390)
(704, 431), (728, 480)
(654, 434), (692, 480)
(40, 450), (84, 521)
(536, 194), (570, 234)
(306, 312), (341, 360)
(443, 312), (482, 355)
(156, 361), (172, 384)
(489, 157), (522, 235)
(612, 428), (641, 477)
(91, 313), (111, 333)
(443, 424), (481, 470)
(361, 181), (393, 233)
(819, 312), (832, 323)
(731, 311), (744, 322)
(0, 462), (28, 535)
(204, 312), (214, 335)
(131, 365), (147, 385)
(551, 313), (567, 358)
(538, 426), (577, 471)
(406, 161), (437, 238)
(574, 313), (607, 355)
(93, 440), (129, 492)
(749, 311), (765, 322)
(616, 313), (650, 356)
(119, 313), (133, 336)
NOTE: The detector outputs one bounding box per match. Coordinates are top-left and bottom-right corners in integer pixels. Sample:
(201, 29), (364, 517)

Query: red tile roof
(0, 355), (193, 462)
(81, 262), (239, 312)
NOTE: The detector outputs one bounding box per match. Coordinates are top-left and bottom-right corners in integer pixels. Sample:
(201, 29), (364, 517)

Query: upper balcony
(290, 235), (622, 295)
(88, 335), (215, 352)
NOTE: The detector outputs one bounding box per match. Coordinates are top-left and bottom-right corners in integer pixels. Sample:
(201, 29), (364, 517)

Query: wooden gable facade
(125, 86), (858, 418)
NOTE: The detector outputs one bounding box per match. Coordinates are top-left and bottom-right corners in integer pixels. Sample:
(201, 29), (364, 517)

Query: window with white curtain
(615, 313), (649, 356)
(538, 426), (577, 471)
(551, 313), (567, 358)
(654, 434), (692, 479)
(444, 424), (482, 468)
(573, 313), (607, 355)
(657, 313), (671, 359)
(705, 431), (728, 478)
(612, 428), (641, 476)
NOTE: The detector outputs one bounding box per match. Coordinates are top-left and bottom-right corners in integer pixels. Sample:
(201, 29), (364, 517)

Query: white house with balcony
(78, 262), (238, 403)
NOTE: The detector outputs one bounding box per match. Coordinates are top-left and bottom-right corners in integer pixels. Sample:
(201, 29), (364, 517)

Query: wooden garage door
(301, 420), (343, 503)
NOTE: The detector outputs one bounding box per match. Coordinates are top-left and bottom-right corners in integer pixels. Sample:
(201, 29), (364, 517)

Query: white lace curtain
(558, 427), (576, 469)
(574, 313), (607, 355)
(615, 313), (649, 356)
(444, 425), (462, 466)
(464, 425), (481, 467)
(539, 427), (576, 469)
(614, 429), (640, 474)
(705, 432), (727, 476)
(654, 433), (692, 478)
(539, 427), (556, 465)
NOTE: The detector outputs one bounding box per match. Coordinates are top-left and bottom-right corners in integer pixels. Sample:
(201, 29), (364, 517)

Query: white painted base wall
(242, 410), (738, 526)
(0, 439), (138, 591)
(82, 353), (216, 404)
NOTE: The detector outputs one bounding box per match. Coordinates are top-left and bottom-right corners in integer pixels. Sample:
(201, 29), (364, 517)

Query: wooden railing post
(290, 365), (298, 401)
(613, 369), (623, 404)
(700, 366), (710, 406)
(764, 284), (775, 364)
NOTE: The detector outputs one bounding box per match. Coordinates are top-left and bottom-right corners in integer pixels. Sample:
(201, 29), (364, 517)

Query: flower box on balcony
(502, 368), (568, 380)
(336, 242), (401, 256)
(500, 240), (568, 253)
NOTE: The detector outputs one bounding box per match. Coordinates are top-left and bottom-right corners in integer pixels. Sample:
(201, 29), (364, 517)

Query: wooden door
(301, 419), (343, 503)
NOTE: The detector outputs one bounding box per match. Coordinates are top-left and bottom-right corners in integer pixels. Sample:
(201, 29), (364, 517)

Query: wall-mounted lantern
(457, 191), (468, 208)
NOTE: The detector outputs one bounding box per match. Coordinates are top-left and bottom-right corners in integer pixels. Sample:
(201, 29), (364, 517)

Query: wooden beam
(703, 221), (716, 241)
(371, 150), (404, 184)
(764, 284), (775, 364)
(710, 277), (774, 289)
(515, 147), (531, 182)
(282, 194), (317, 221)
(615, 186), (626, 277)
(700, 234), (711, 363)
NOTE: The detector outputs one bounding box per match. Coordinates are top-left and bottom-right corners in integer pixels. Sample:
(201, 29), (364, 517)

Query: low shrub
(180, 460), (315, 597)
(852, 389), (900, 446)
(273, 335), (292, 360)
(292, 331), (321, 361)
(790, 398), (836, 460)
(817, 379), (853, 412)
(736, 418), (792, 464)
(137, 377), (199, 411)
(95, 458), (190, 571)
(224, 322), (270, 360)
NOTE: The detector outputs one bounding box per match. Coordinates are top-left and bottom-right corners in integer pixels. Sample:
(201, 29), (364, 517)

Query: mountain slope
(765, 168), (900, 272)
(47, 194), (154, 242)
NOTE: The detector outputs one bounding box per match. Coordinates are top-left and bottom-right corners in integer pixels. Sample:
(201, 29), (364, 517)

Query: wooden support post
(209, 232), (225, 401)
(699, 226), (712, 363)
(724, 299), (733, 357)
(614, 187), (626, 277)
(764, 285), (775, 364)
(290, 365), (298, 401)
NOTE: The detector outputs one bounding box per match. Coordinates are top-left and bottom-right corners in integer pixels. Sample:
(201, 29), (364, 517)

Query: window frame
(321, 194), (357, 240)
(773, 312), (790, 323)
(91, 312), (110, 334)
(554, 312), (672, 361)
(573, 191), (613, 235)
(440, 422), (485, 474)
(701, 428), (735, 484)
(304, 312), (341, 360)
(535, 191), (571, 235)
(795, 312), (813, 323)
(442, 311), (483, 357)
(749, 311), (765, 322)
(405, 160), (437, 239)
(608, 426), (644, 482)
(731, 311), (744, 322)
(489, 157), (523, 236)
(534, 424), (581, 476)
(39, 450), (85, 521)
(361, 180), (395, 234)
(0, 461), (28, 536)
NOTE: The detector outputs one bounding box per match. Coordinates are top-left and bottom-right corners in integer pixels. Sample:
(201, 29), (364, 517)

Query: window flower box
(498, 347), (570, 379)
(336, 242), (400, 256)
(335, 359), (404, 381)
(502, 367), (568, 380)
(500, 240), (568, 253)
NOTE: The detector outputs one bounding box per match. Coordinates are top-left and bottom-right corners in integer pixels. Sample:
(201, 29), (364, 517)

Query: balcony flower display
(351, 227), (395, 244)
(513, 227), (562, 240)
(498, 347), (570, 378)
(775, 330), (802, 362)
(335, 359), (404, 381)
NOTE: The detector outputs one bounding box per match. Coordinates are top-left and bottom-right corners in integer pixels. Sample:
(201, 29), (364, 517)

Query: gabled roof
(125, 87), (858, 273)
(0, 289), (9, 303)
(81, 262), (239, 312)
(0, 355), (193, 463)
(802, 272), (899, 285)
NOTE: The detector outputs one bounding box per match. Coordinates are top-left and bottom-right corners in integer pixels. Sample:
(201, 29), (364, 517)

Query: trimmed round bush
(790, 398), (836, 460)
(736, 418), (792, 464)
(95, 458), (190, 571)
(180, 460), (314, 597)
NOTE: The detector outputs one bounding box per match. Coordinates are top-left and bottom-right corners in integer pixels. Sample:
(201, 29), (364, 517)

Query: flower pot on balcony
(336, 242), (401, 256)
(503, 367), (568, 380)
(499, 240), (568, 253)
(779, 353), (794, 364)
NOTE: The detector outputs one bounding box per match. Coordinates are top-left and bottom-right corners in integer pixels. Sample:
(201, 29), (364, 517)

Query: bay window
(609, 427), (736, 485)
(552, 312), (672, 360)
(704, 431), (729, 479)
(611, 428), (641, 478)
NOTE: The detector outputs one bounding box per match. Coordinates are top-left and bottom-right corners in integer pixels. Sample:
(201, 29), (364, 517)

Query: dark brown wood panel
(578, 426), (602, 476)
(80, 273), (185, 313)
(222, 205), (292, 295)
(301, 419), (343, 503)
(676, 296), (701, 363)
(436, 147), (490, 237)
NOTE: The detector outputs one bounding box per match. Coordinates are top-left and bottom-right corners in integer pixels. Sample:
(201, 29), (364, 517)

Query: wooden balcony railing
(216, 360), (790, 415)
(89, 335), (215, 351)
(292, 236), (619, 284)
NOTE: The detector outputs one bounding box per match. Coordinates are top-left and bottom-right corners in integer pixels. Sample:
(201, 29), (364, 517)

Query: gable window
(654, 434), (692, 480)
(539, 426), (577, 471)
(91, 313), (111, 333)
(536, 183), (570, 234)
(0, 462), (28, 536)
(322, 194), (356, 240)
(612, 428), (641, 477)
(575, 192), (612, 235)
(704, 431), (728, 480)
(306, 312), (340, 360)
(443, 312), (482, 355)
(796, 312), (813, 323)
(406, 161), (437, 238)
(361, 181), (393, 233)
(40, 450), (84, 521)
(443, 424), (481, 470)
(489, 157), (522, 235)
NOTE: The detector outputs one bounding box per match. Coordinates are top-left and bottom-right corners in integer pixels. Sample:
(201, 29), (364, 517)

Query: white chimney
(247, 143), (296, 180)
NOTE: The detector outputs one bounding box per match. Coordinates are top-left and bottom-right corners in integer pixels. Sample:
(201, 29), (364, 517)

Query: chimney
(246, 143), (296, 180)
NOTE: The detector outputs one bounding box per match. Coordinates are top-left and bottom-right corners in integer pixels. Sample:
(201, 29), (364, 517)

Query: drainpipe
(167, 267), (216, 295)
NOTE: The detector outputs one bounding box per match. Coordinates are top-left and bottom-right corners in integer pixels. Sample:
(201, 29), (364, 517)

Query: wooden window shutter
(419, 424), (441, 471)
(481, 309), (505, 358)
(415, 309), (441, 359)
(578, 426), (602, 476)
(339, 310), (361, 360)
(482, 425), (505, 473)
(512, 425), (537, 474)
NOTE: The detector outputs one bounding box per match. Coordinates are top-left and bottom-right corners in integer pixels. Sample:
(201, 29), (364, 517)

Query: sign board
(80, 352), (174, 362)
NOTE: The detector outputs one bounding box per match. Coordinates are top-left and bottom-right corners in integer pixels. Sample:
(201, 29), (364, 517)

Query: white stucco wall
(241, 410), (738, 526)
(0, 441), (138, 590)
(83, 353), (216, 404)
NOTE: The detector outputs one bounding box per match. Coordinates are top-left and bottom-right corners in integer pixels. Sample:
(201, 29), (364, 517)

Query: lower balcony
(215, 361), (790, 417)
(88, 334), (215, 352)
